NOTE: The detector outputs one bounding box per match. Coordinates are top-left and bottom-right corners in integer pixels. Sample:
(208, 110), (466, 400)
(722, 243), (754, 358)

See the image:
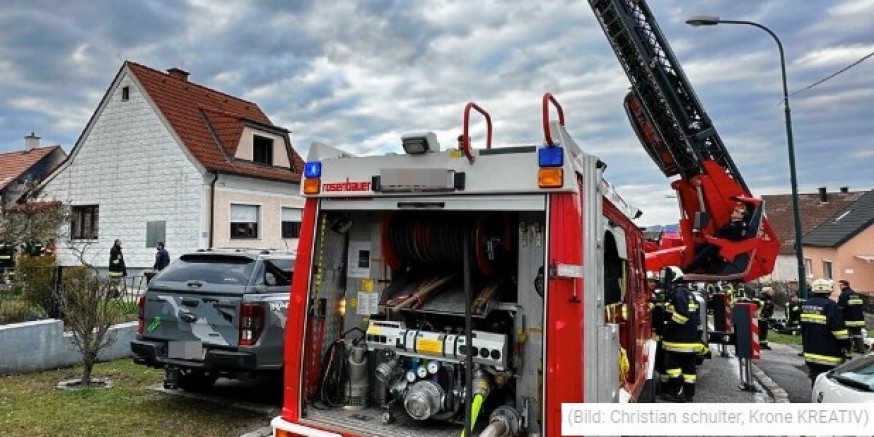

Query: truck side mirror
(693, 211), (709, 230)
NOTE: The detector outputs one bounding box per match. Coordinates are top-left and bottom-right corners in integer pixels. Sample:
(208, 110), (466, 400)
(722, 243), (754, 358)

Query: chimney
(840, 186), (849, 193)
(167, 67), (190, 81)
(24, 132), (40, 151)
(818, 187), (828, 203)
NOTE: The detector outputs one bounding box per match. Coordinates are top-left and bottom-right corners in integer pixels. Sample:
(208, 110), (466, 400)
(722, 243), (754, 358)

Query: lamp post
(686, 16), (807, 298)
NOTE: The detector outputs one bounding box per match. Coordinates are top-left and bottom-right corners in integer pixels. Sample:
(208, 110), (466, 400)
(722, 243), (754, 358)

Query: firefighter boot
(853, 337), (866, 354)
(658, 379), (685, 403)
(682, 381), (696, 403)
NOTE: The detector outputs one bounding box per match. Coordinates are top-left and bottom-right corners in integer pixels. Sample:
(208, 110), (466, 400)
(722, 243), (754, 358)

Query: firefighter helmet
(810, 278), (833, 294)
(663, 266), (684, 283)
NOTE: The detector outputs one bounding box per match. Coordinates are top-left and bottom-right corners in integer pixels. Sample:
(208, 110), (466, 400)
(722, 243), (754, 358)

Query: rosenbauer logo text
(323, 178), (371, 192)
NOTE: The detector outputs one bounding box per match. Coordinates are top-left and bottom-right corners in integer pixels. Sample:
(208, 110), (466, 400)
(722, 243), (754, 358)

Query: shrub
(16, 256), (57, 317)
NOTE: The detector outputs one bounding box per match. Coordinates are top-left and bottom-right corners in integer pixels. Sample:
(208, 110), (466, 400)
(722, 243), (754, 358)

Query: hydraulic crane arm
(588, 0), (779, 282)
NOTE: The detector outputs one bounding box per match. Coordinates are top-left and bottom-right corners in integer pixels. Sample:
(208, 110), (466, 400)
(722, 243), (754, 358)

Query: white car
(812, 354), (874, 403)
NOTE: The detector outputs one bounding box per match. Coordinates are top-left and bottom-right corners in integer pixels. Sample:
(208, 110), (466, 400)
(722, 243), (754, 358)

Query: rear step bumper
(131, 339), (257, 370)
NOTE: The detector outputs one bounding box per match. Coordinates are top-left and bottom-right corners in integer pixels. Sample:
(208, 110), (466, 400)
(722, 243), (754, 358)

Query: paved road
(675, 345), (770, 403)
(752, 342), (811, 403)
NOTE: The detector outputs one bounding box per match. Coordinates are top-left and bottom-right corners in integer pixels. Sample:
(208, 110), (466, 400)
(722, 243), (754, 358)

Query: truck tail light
(239, 303), (265, 346)
(137, 295), (145, 334)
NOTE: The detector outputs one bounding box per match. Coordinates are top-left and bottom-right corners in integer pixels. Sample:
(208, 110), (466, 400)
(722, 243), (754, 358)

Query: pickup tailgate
(142, 290), (242, 347)
(140, 254), (257, 352)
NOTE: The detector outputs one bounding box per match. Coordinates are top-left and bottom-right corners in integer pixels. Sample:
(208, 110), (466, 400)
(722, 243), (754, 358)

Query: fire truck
(273, 0), (780, 436)
(271, 94), (654, 437)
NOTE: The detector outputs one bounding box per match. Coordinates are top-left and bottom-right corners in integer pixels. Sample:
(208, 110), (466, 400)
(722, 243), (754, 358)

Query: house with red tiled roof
(0, 133), (66, 211)
(760, 187), (866, 284)
(37, 61), (304, 272)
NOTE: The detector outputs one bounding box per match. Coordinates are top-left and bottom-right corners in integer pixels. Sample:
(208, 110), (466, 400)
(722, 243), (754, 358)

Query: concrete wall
(0, 320), (136, 374)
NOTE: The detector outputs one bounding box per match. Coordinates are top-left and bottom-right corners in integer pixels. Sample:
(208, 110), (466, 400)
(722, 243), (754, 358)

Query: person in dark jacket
(108, 239), (127, 296)
(649, 277), (669, 394)
(801, 278), (850, 385)
(785, 293), (802, 327)
(836, 279), (867, 353)
(684, 202), (749, 273)
(153, 241), (170, 271)
(660, 266), (702, 403)
(755, 287), (775, 349)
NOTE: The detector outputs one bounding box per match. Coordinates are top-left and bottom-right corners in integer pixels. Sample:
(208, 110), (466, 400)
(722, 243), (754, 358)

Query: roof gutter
(209, 171), (219, 249)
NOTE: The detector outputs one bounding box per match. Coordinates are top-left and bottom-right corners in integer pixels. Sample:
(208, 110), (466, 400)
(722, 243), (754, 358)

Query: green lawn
(767, 330), (803, 346)
(0, 360), (269, 436)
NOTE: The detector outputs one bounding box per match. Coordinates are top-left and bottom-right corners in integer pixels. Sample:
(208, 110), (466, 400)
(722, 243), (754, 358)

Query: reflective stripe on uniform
(848, 298), (864, 305)
(832, 329), (849, 339)
(666, 368), (681, 377)
(108, 272), (123, 277)
(801, 314), (827, 324)
(804, 352), (843, 365)
(663, 341), (702, 354)
(671, 312), (689, 324)
(682, 374), (697, 383)
(846, 320), (866, 327)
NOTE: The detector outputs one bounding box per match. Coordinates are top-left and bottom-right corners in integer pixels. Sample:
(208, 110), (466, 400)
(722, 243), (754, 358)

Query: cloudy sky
(1, 0), (872, 225)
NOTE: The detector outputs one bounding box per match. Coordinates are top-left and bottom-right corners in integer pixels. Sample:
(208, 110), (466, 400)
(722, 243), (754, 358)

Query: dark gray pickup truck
(131, 249), (293, 391)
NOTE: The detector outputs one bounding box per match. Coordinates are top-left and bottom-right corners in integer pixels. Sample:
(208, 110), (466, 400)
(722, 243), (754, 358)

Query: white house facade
(38, 62), (304, 275)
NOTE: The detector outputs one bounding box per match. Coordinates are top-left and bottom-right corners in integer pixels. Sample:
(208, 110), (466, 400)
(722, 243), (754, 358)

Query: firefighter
(801, 278), (850, 385)
(660, 266), (702, 403)
(785, 293), (802, 328)
(836, 279), (866, 353)
(648, 274), (669, 393)
(755, 287), (775, 350)
(0, 242), (15, 282)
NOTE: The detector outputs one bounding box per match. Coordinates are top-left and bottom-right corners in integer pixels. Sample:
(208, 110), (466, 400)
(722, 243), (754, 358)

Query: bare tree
(58, 243), (121, 386)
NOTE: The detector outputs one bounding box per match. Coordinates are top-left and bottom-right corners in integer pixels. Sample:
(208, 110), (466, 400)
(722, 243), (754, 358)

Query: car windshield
(156, 254), (255, 285)
(831, 356), (874, 392)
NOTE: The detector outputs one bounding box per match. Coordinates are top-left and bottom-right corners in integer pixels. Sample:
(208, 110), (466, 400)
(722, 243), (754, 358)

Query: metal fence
(0, 266), (143, 325)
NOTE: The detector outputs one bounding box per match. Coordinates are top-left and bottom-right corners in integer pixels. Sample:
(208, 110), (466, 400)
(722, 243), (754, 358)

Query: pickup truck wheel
(178, 370), (218, 392)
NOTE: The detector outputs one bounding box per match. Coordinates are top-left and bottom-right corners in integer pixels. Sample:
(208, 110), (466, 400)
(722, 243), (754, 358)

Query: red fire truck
(271, 95), (655, 437)
(273, 0), (780, 435)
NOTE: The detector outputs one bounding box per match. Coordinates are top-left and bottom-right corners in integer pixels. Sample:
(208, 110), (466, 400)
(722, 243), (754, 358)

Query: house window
(822, 260), (833, 280)
(253, 135), (273, 166)
(804, 258), (813, 278)
(146, 221), (166, 248)
(230, 204), (259, 239)
(121, 86), (130, 101)
(71, 205), (99, 240)
(281, 207), (302, 238)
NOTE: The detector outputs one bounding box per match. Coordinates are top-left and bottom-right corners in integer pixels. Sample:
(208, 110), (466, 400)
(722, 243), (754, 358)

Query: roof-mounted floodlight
(401, 132), (440, 155)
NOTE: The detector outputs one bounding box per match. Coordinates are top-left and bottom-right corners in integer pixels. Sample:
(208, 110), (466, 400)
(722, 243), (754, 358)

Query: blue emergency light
(538, 146), (564, 167)
(304, 161), (322, 178)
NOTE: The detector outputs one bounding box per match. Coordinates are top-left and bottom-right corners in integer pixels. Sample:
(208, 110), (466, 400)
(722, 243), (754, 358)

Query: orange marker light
(303, 178), (320, 194)
(538, 168), (563, 188)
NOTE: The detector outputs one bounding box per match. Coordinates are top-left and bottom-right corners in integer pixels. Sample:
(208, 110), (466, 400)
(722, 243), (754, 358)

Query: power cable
(791, 49), (874, 97)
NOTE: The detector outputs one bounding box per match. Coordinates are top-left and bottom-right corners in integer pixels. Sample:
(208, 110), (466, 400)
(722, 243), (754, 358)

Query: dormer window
(121, 86), (130, 101)
(253, 135), (273, 166)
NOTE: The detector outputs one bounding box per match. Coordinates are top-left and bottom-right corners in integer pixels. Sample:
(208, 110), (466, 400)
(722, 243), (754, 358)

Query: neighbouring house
(803, 189), (874, 293)
(36, 61), (304, 275)
(0, 133), (66, 212)
(761, 187), (868, 286)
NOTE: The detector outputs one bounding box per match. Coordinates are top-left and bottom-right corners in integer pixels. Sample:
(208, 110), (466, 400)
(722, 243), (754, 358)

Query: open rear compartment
(299, 204), (546, 437)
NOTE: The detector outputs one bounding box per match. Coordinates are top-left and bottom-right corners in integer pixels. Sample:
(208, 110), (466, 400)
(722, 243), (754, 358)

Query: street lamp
(686, 15), (807, 298)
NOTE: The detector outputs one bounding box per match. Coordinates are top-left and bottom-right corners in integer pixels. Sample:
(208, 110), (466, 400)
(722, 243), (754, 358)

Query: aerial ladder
(588, 0), (780, 282)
